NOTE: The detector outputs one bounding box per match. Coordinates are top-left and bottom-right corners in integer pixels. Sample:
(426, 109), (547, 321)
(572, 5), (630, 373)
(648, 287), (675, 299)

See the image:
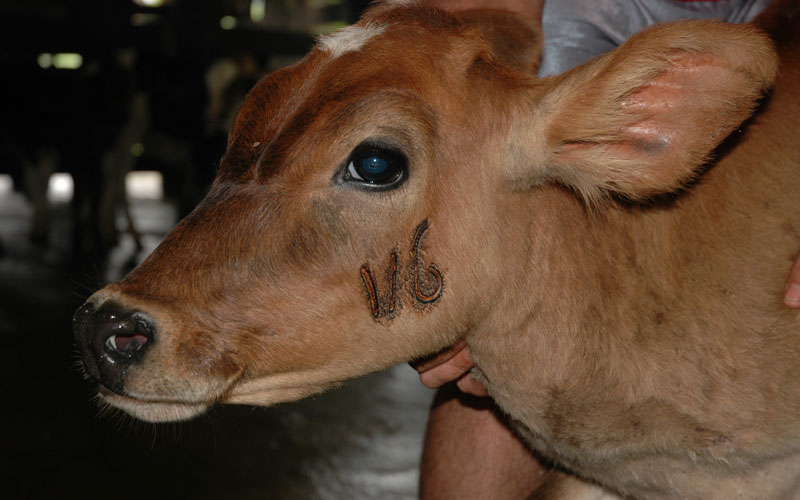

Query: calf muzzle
(73, 300), (155, 395)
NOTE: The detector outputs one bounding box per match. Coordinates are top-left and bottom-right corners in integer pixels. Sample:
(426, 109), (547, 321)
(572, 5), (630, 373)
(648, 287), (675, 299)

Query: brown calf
(74, 0), (800, 497)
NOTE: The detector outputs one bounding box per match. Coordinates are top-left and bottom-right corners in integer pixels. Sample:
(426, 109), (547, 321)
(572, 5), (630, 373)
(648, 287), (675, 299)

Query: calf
(74, 0), (800, 497)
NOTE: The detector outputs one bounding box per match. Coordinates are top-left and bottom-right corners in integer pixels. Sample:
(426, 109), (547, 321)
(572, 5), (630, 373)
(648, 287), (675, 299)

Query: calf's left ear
(510, 21), (778, 202)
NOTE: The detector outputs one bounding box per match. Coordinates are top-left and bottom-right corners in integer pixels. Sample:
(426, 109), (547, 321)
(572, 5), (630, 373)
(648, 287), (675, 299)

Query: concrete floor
(0, 192), (433, 500)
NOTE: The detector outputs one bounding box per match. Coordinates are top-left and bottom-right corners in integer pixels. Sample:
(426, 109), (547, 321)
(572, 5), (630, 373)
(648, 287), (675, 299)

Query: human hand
(411, 340), (489, 397)
(785, 253), (800, 308)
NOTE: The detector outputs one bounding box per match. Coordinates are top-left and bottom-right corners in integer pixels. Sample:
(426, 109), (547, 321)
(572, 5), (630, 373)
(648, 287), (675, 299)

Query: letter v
(360, 252), (399, 320)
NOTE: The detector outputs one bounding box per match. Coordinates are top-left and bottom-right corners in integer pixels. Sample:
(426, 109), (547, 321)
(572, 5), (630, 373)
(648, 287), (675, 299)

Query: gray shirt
(540, 0), (774, 76)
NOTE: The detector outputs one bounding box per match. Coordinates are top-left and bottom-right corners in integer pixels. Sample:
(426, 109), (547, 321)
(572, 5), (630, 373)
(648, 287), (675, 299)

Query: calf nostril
(73, 300), (156, 393)
(97, 310), (155, 359)
(106, 332), (149, 355)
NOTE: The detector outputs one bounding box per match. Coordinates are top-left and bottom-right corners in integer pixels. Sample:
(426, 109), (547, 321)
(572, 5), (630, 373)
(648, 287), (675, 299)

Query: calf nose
(73, 300), (155, 394)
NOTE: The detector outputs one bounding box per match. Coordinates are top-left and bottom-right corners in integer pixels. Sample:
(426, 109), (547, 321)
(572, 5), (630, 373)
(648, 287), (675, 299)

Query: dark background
(0, 1), (433, 498)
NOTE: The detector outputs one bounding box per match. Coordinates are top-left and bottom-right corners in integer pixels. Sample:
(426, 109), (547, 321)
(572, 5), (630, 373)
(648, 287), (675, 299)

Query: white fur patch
(317, 23), (387, 58)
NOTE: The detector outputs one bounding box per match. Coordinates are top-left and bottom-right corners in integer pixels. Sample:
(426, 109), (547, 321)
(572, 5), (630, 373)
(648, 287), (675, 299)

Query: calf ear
(456, 8), (542, 75)
(513, 21), (778, 203)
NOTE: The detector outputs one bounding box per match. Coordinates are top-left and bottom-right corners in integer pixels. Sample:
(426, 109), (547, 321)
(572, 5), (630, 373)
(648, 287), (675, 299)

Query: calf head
(74, 1), (776, 422)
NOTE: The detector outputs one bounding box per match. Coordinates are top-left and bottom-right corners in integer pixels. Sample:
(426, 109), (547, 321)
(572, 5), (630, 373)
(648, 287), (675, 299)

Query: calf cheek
(122, 189), (403, 382)
(204, 208), (368, 373)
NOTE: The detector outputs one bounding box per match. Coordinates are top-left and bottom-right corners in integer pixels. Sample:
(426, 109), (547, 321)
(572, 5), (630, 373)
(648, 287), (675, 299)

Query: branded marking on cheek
(411, 219), (443, 304)
(359, 219), (444, 322)
(360, 251), (399, 320)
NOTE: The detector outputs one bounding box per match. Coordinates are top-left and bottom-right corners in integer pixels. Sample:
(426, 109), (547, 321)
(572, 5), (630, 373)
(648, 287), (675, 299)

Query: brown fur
(77, 1), (800, 498)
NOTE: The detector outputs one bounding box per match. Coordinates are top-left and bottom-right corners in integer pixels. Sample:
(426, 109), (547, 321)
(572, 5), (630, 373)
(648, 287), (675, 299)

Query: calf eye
(344, 143), (407, 189)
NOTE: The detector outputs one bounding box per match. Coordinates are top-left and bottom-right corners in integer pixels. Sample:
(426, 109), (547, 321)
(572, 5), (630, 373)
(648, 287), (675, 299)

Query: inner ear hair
(518, 20), (778, 205)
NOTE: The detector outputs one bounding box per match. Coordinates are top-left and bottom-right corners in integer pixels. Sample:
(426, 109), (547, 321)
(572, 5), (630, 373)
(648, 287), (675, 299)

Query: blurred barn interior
(0, 1), (433, 498)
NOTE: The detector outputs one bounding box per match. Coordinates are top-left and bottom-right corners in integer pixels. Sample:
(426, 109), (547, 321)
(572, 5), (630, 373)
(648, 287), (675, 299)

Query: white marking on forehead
(317, 23), (387, 58)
